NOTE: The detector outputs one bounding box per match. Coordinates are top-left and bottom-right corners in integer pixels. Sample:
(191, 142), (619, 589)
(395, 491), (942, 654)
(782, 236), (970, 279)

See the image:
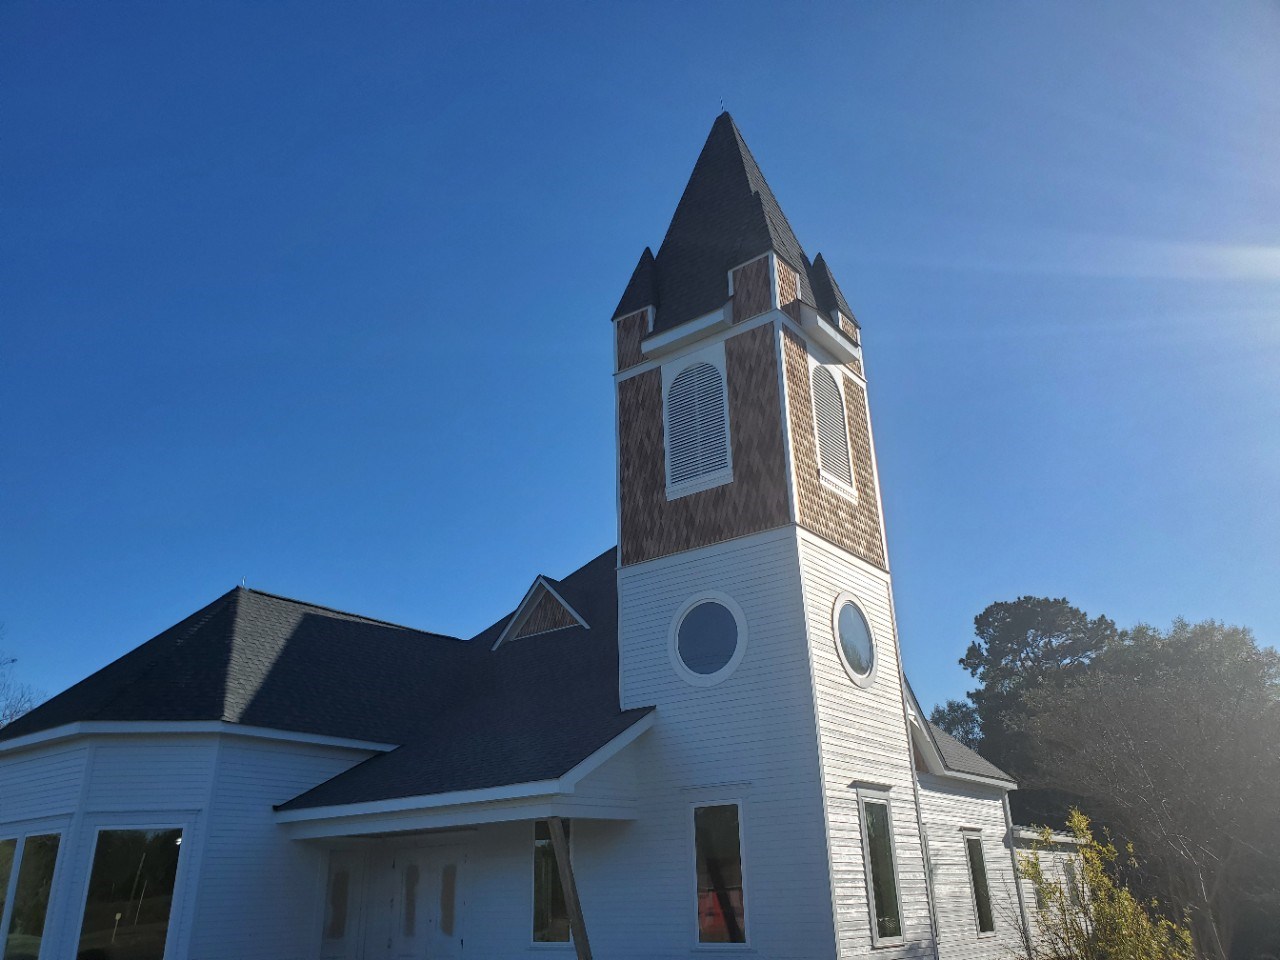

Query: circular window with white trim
(833, 593), (877, 687)
(669, 593), (747, 686)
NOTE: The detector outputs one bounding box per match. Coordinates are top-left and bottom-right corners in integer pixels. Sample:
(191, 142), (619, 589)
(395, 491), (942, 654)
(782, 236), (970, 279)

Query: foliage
(0, 639), (41, 728)
(1018, 809), (1195, 960)
(928, 697), (981, 747)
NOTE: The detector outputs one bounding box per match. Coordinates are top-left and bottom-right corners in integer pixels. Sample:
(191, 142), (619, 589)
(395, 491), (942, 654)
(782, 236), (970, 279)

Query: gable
(492, 577), (589, 648)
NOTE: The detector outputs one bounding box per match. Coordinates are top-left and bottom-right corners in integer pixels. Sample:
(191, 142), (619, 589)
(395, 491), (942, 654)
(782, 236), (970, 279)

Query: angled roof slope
(4, 548), (652, 809)
(928, 722), (1016, 784)
(810, 252), (855, 322)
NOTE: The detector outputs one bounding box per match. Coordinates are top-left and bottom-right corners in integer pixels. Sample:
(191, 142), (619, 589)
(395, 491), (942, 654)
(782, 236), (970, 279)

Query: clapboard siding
(796, 529), (935, 960)
(84, 739), (217, 810)
(189, 737), (374, 960)
(611, 526), (838, 958)
(918, 775), (1025, 960)
(0, 742), (89, 823)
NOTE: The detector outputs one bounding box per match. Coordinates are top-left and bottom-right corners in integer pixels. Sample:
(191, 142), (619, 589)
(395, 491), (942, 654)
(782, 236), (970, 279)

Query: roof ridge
(237, 586), (461, 640)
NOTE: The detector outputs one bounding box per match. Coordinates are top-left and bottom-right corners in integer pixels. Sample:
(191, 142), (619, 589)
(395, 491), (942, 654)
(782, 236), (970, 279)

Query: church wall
(917, 774), (1026, 960)
(615, 308), (649, 372)
(796, 529), (934, 959)
(617, 322), (791, 566)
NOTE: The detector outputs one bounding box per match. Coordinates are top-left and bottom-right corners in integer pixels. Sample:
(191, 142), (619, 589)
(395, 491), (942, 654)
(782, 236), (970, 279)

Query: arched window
(811, 366), (853, 487)
(666, 361), (730, 489)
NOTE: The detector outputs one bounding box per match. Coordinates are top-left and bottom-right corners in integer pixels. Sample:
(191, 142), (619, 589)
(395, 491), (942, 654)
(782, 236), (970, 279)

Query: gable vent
(811, 366), (853, 486)
(666, 361), (730, 487)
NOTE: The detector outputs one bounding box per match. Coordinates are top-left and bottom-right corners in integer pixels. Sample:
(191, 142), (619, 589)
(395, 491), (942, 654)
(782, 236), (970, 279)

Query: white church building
(0, 113), (1044, 960)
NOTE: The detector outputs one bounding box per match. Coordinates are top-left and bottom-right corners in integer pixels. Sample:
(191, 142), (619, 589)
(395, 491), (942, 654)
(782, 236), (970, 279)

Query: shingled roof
(3, 549), (653, 807)
(615, 112), (857, 335)
(928, 723), (1016, 784)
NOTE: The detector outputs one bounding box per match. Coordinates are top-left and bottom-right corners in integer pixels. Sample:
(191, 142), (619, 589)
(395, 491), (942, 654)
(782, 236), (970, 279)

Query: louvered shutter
(812, 366), (853, 486)
(667, 362), (730, 487)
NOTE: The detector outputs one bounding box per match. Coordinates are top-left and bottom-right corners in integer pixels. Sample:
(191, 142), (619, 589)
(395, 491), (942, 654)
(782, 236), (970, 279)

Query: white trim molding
(0, 721), (397, 757)
(492, 576), (590, 649)
(667, 592), (749, 688)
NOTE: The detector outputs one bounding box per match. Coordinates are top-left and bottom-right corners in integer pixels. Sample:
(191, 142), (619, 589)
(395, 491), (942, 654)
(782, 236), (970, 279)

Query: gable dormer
(492, 576), (588, 649)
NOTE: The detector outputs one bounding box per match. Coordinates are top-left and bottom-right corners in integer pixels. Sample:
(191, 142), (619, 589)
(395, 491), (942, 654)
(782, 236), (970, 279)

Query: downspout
(1003, 791), (1034, 958)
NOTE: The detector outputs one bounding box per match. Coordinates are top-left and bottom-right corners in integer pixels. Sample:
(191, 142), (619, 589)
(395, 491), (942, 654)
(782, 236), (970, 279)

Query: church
(0, 113), (1046, 960)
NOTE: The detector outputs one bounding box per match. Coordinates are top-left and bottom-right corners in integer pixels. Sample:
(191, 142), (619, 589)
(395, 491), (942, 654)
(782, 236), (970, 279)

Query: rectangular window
(76, 828), (183, 960)
(4, 833), (61, 960)
(0, 840), (14, 931)
(694, 803), (746, 944)
(965, 835), (996, 934)
(533, 820), (570, 943)
(860, 797), (903, 942)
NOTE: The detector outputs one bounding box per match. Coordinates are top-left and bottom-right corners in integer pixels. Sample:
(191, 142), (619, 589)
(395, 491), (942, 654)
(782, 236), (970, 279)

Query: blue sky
(3, 1), (1277, 714)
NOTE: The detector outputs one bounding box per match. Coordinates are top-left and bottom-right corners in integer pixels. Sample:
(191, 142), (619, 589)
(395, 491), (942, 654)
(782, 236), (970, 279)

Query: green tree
(1018, 809), (1195, 960)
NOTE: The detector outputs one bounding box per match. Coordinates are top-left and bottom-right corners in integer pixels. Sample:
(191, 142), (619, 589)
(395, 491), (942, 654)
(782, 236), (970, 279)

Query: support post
(547, 816), (592, 960)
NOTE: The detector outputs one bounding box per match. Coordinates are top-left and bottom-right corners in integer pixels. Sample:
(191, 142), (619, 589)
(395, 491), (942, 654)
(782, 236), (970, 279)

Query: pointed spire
(640, 112), (815, 333)
(612, 247), (657, 320)
(809, 253), (856, 325)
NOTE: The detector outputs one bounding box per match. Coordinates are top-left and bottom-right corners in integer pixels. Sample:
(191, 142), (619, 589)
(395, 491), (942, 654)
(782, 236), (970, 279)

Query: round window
(834, 595), (876, 684)
(671, 595), (746, 685)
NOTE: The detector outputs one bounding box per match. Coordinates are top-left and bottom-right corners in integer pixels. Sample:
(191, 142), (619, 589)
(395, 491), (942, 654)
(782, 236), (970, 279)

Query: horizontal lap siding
(190, 738), (373, 960)
(797, 532), (934, 960)
(0, 743), (89, 823)
(607, 528), (837, 958)
(917, 776), (1024, 960)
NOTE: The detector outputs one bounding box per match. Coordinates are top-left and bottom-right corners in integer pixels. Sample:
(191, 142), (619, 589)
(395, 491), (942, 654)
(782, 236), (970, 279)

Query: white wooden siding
(796, 529), (935, 960)
(917, 775), (1025, 960)
(610, 527), (838, 958)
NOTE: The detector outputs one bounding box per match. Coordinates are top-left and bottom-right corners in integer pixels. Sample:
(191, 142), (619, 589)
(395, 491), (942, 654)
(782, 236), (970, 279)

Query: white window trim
(668, 592), (749, 688)
(73, 817), (194, 960)
(856, 787), (905, 948)
(662, 342), (734, 501)
(807, 357), (858, 502)
(689, 798), (750, 949)
(0, 820), (70, 958)
(530, 818), (574, 948)
(832, 592), (878, 689)
(962, 830), (997, 938)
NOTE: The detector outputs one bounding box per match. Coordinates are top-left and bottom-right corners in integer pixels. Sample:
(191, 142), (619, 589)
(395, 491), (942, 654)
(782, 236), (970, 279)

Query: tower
(611, 114), (932, 957)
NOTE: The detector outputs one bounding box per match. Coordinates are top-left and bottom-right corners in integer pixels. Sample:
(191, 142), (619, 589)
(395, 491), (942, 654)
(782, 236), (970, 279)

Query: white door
(319, 850), (364, 960)
(360, 846), (464, 960)
(420, 849), (464, 959)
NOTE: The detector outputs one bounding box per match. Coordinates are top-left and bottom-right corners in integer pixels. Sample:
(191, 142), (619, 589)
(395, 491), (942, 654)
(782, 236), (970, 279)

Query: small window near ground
(76, 828), (183, 960)
(811, 365), (854, 487)
(965, 835), (996, 934)
(533, 820), (570, 943)
(4, 833), (61, 960)
(694, 803), (746, 944)
(860, 798), (903, 942)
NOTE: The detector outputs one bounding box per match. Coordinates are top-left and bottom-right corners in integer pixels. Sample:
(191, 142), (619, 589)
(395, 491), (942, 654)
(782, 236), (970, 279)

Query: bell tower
(609, 113), (934, 958)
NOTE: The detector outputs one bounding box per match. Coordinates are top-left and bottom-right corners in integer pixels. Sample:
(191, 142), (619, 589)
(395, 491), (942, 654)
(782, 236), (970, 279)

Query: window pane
(322, 862), (349, 941)
(695, 804), (746, 944)
(76, 828), (182, 960)
(966, 837), (995, 933)
(4, 833), (60, 960)
(533, 820), (570, 943)
(863, 801), (902, 940)
(0, 840), (15, 932)
(677, 602), (739, 676)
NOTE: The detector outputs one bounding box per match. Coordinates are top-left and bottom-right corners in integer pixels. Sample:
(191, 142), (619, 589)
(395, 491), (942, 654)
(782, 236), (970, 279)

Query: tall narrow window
(4, 833), (60, 960)
(533, 820), (570, 943)
(965, 835), (996, 934)
(811, 366), (853, 487)
(0, 840), (14, 934)
(76, 828), (183, 960)
(666, 361), (730, 490)
(860, 797), (903, 942)
(694, 803), (746, 944)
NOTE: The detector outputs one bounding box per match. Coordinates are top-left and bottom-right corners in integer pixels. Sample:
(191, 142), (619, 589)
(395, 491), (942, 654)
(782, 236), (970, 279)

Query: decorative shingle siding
(513, 587), (579, 639)
(731, 256), (772, 323)
(783, 328), (886, 569)
(779, 258), (803, 323)
(615, 309), (649, 371)
(618, 324), (790, 566)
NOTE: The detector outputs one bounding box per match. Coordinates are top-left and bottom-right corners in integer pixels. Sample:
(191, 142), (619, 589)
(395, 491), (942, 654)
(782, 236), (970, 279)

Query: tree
(1018, 808), (1195, 960)
(1020, 620), (1280, 960)
(0, 627), (41, 728)
(941, 597), (1118, 777)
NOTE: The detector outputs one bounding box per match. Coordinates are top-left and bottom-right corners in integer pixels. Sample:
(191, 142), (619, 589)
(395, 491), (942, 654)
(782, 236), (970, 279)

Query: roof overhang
(0, 720), (397, 756)
(274, 709), (656, 839)
(641, 304), (731, 359)
(903, 685), (1016, 790)
(798, 301), (863, 368)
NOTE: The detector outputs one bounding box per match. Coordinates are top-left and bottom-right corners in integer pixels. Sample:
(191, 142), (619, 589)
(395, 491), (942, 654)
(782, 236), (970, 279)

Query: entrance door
(358, 846), (464, 960)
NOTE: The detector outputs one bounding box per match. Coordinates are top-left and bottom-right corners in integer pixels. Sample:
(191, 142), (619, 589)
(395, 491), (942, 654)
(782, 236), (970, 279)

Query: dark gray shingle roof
(928, 722), (1016, 783)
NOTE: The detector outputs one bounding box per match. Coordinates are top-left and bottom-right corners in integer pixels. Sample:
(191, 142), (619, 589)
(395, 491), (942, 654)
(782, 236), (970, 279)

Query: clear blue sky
(3, 1), (1277, 714)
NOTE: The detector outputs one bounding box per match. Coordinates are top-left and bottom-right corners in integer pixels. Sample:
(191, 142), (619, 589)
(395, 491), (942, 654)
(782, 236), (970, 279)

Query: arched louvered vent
(666, 361), (730, 488)
(812, 366), (853, 487)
